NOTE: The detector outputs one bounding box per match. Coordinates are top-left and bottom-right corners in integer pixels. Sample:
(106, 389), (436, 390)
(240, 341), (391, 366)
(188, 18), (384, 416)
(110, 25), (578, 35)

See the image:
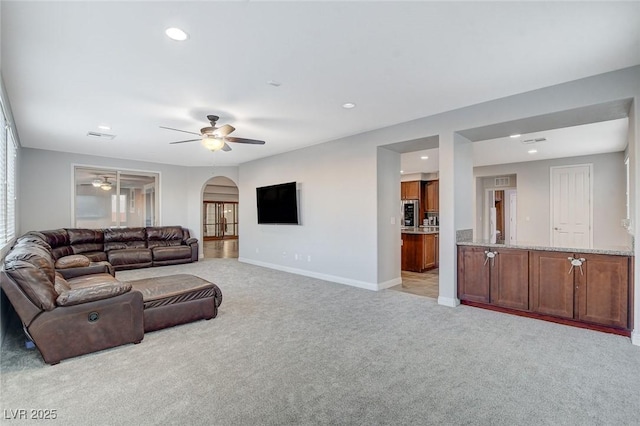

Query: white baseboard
(632, 330), (640, 347)
(238, 257), (390, 291)
(437, 296), (460, 308)
(378, 277), (402, 290)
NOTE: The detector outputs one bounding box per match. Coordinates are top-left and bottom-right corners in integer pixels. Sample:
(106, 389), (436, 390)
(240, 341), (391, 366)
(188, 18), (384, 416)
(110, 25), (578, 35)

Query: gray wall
(474, 152), (630, 248)
(238, 133), (380, 289)
(18, 148), (239, 255)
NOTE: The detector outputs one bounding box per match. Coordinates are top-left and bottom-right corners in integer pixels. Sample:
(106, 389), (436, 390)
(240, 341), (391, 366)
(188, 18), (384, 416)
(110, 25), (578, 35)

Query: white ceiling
(2, 1), (639, 167)
(401, 117), (630, 174)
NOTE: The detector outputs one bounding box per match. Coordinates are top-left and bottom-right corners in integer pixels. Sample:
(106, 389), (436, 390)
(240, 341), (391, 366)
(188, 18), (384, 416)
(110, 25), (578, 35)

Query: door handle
(567, 257), (585, 275)
(484, 250), (498, 267)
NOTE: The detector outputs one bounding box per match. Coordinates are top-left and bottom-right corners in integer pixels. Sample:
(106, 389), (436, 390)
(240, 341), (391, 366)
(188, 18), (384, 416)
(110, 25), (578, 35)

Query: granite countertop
(456, 240), (633, 256)
(401, 227), (439, 235)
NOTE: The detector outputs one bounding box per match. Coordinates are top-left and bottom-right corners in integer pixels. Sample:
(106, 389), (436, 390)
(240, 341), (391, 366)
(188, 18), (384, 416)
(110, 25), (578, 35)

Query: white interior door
(508, 191), (517, 244)
(550, 164), (592, 248)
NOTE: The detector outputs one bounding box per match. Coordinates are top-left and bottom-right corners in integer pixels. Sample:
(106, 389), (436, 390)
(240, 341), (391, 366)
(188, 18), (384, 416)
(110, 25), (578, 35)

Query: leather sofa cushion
(108, 248), (152, 266)
(72, 242), (105, 255)
(39, 229), (70, 248)
(55, 255), (91, 269)
(39, 229), (73, 260)
(104, 228), (147, 251)
(146, 226), (183, 248)
(4, 243), (58, 311)
(57, 275), (131, 306)
(82, 251), (108, 262)
(54, 274), (71, 295)
(68, 228), (104, 244)
(152, 245), (191, 261)
(128, 274), (217, 308)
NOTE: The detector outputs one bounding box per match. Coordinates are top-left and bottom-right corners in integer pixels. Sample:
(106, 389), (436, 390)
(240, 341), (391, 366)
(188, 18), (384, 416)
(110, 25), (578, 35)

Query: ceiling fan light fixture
(92, 179), (102, 187)
(202, 136), (225, 152)
(165, 27), (189, 41)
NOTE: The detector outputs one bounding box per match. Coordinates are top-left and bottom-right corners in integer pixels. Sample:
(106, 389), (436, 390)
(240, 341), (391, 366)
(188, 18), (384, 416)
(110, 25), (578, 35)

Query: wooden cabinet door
(457, 246), (490, 303)
(576, 254), (629, 328)
(529, 251), (574, 318)
(423, 234), (436, 270)
(490, 249), (529, 310)
(402, 181), (420, 200)
(401, 233), (423, 272)
(425, 180), (439, 211)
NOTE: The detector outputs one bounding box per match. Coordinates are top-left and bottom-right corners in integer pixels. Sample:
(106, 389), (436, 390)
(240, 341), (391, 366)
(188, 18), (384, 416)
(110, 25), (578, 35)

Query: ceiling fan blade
(225, 136), (266, 145)
(215, 124), (235, 137)
(159, 126), (201, 136)
(222, 143), (232, 152)
(169, 139), (201, 144)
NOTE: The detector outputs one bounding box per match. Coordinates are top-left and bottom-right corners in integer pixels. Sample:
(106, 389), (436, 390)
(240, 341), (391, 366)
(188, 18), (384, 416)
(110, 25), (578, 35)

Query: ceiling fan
(160, 115), (266, 152)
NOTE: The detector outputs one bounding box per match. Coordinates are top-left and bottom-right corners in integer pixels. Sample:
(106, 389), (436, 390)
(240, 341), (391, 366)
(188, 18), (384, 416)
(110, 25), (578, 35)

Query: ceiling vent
(87, 131), (116, 140)
(521, 137), (546, 144)
(495, 176), (510, 187)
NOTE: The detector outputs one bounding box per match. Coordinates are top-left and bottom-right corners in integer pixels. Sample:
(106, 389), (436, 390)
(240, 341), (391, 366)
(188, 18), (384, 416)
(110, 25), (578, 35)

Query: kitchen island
(457, 240), (634, 336)
(401, 227), (439, 272)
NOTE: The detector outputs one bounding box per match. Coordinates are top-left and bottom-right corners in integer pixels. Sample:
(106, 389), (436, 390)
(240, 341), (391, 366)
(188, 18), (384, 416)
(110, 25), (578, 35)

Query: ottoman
(128, 274), (222, 332)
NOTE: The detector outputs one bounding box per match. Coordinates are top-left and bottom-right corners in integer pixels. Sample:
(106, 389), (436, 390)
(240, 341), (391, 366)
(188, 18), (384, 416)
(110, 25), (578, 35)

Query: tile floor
(390, 269), (439, 299)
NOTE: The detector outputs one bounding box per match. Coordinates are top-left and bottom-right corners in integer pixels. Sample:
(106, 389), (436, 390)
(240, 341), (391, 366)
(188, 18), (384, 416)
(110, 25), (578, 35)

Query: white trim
(632, 330), (640, 347)
(437, 296), (460, 307)
(239, 257), (380, 291)
(378, 277), (402, 290)
(549, 163), (594, 248)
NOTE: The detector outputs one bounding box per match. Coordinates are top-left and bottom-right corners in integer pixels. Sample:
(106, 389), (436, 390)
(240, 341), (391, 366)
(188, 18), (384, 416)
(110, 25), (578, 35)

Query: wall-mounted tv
(256, 181), (299, 225)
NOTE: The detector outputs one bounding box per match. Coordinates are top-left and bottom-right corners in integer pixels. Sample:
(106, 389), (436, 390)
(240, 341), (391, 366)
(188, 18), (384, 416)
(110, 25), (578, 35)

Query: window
(0, 98), (18, 249)
(74, 167), (159, 228)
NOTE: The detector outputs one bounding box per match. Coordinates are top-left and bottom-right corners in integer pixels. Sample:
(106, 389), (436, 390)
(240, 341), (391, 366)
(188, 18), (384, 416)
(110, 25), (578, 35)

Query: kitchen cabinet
(425, 180), (439, 212)
(457, 245), (528, 309)
(401, 181), (420, 200)
(458, 244), (633, 333)
(530, 251), (630, 328)
(457, 246), (490, 303)
(529, 251), (575, 318)
(401, 232), (437, 272)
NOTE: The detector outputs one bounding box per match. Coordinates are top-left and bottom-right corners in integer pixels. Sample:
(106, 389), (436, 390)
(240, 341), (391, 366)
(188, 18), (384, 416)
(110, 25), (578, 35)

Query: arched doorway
(202, 176), (239, 259)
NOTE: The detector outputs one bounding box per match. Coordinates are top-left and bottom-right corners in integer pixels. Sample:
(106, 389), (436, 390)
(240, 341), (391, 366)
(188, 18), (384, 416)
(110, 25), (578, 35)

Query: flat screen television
(256, 181), (299, 224)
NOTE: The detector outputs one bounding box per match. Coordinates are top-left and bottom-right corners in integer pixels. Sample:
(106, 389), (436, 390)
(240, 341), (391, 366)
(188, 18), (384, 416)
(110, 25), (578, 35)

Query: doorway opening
(202, 176), (239, 259)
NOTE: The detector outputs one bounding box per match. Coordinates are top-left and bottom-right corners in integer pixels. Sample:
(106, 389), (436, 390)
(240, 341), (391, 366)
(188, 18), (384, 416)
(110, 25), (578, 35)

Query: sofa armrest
(57, 261), (115, 279)
(28, 290), (144, 364)
(185, 237), (198, 246)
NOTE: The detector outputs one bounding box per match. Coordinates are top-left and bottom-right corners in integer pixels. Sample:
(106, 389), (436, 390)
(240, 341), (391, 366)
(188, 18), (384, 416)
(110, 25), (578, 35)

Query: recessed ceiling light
(528, 149), (538, 154)
(420, 156), (429, 160)
(165, 27), (189, 41)
(342, 102), (356, 109)
(98, 125), (111, 130)
(510, 134), (521, 138)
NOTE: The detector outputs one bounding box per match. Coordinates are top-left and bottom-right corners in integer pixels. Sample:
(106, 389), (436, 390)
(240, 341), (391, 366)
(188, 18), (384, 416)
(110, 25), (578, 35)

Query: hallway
(203, 239), (239, 259)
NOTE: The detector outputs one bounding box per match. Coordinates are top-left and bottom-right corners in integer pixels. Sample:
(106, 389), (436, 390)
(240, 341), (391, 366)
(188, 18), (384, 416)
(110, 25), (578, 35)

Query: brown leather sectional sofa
(0, 226), (220, 365)
(37, 226), (199, 270)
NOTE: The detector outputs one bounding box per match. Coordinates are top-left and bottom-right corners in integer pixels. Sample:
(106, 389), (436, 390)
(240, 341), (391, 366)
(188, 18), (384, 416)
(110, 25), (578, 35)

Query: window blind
(0, 109), (7, 245)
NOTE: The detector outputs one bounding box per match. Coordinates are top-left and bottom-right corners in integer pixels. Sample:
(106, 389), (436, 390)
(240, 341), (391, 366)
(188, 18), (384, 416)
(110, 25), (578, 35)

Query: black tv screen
(256, 182), (299, 224)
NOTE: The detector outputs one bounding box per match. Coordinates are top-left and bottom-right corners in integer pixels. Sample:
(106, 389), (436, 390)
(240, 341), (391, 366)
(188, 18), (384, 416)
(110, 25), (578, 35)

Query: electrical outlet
(282, 251), (287, 257)
(307, 255), (311, 262)
(255, 248), (259, 253)
(294, 254), (299, 260)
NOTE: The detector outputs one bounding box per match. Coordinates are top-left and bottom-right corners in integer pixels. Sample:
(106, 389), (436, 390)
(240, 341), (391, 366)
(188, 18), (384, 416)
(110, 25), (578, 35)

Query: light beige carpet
(1, 258), (639, 425)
